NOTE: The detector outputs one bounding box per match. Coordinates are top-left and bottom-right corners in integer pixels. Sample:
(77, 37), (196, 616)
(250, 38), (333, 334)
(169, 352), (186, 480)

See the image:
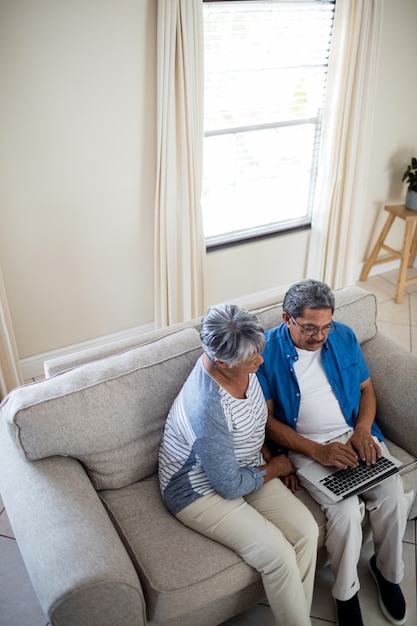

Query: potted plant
(402, 156), (417, 210)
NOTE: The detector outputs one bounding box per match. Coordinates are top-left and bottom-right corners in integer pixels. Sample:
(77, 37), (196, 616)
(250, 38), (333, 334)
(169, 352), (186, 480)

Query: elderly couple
(158, 279), (413, 626)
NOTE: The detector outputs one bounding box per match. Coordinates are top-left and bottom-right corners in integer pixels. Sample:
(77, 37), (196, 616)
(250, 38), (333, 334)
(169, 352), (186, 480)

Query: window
(202, 0), (335, 247)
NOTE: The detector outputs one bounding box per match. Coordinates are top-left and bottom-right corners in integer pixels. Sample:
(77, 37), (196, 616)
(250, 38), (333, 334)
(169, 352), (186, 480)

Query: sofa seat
(101, 477), (263, 626)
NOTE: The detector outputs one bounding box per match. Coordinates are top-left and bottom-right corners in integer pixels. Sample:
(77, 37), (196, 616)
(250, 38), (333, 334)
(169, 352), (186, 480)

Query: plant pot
(405, 189), (417, 211)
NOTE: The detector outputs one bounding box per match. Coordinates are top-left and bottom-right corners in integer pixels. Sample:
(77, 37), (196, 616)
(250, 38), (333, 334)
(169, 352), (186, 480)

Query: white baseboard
(20, 322), (155, 381)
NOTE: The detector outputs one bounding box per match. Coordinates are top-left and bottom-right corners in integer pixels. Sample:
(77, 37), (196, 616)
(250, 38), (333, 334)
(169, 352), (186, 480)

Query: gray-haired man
(257, 279), (413, 626)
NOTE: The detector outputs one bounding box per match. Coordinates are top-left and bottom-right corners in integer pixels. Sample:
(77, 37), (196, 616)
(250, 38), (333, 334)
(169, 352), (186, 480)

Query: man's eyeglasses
(290, 316), (336, 337)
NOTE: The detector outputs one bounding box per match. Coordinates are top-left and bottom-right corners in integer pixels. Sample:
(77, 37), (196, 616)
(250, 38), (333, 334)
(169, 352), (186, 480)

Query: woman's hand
(259, 454), (297, 489)
(267, 454), (295, 477)
(281, 473), (299, 493)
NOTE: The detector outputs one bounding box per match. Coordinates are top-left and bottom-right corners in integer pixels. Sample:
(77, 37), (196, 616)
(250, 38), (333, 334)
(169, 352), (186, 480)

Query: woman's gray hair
(200, 304), (265, 367)
(283, 279), (335, 318)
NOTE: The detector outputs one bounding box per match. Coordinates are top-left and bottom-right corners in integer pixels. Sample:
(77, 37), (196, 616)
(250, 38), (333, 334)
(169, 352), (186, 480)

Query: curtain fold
(154, 0), (206, 328)
(307, 0), (383, 288)
(0, 267), (23, 401)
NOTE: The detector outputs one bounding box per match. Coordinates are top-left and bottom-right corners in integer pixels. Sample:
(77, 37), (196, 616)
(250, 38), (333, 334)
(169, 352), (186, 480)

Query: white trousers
(176, 478), (318, 626)
(290, 431), (414, 601)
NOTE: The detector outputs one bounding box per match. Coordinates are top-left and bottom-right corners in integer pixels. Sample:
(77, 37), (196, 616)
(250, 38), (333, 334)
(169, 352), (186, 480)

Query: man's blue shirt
(256, 321), (383, 441)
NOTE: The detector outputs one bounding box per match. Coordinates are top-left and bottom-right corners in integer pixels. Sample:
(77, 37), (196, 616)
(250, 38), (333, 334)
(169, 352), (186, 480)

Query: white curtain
(155, 0), (206, 328)
(307, 0), (383, 288)
(0, 267), (23, 401)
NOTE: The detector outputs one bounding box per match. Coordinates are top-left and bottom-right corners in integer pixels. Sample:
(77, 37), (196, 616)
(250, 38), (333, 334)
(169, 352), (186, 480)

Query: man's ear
(282, 311), (291, 324)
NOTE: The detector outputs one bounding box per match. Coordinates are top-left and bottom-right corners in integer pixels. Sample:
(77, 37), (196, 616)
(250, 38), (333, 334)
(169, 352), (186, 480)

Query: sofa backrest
(2, 328), (203, 490)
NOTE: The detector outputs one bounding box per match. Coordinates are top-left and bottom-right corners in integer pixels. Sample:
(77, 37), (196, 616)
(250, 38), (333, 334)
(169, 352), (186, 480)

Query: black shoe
(335, 593), (364, 626)
(368, 555), (407, 625)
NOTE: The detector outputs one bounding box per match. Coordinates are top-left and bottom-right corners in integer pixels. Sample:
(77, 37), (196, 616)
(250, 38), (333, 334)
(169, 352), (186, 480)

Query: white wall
(0, 0), (416, 372)
(206, 229), (310, 306)
(360, 0), (417, 264)
(0, 0), (157, 359)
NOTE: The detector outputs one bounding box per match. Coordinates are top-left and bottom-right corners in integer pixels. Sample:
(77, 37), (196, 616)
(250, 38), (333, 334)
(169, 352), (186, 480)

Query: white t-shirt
(293, 346), (350, 443)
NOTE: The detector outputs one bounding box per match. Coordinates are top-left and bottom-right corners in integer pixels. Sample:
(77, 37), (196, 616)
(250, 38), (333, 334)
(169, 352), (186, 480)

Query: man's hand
(312, 440), (359, 469)
(349, 427), (382, 465)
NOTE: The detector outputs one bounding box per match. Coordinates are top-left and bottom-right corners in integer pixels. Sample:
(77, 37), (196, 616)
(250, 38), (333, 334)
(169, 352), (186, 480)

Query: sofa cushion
(332, 286), (377, 343)
(100, 476), (263, 624)
(2, 328), (203, 490)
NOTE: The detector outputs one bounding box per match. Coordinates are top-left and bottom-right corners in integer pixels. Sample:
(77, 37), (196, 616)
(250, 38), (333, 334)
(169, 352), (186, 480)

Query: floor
(1, 268), (417, 625)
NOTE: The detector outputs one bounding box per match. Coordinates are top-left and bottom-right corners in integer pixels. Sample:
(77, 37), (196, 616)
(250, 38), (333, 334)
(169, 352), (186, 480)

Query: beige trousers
(176, 478), (318, 626)
(290, 431), (414, 601)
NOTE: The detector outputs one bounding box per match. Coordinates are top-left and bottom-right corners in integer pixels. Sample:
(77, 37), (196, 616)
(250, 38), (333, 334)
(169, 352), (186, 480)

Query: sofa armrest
(361, 332), (417, 458)
(0, 416), (146, 626)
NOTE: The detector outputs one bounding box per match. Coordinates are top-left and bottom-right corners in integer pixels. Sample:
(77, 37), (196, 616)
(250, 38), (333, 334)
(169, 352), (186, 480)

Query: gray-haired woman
(158, 304), (318, 626)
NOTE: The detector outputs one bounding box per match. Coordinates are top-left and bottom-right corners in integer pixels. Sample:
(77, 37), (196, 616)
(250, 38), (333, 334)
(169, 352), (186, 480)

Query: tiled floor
(1, 269), (417, 625)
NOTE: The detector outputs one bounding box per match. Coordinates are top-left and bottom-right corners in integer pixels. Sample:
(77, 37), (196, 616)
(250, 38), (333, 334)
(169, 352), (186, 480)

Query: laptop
(297, 452), (402, 502)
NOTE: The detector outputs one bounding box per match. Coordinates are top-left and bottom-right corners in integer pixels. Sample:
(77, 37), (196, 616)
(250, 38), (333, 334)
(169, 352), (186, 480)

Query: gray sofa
(0, 285), (416, 626)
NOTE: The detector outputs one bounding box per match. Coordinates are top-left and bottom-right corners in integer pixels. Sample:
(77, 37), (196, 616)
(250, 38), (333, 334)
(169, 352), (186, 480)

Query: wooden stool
(360, 204), (417, 304)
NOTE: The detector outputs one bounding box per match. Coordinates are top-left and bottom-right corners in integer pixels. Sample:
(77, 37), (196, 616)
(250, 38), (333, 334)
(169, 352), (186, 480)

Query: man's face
(283, 307), (333, 351)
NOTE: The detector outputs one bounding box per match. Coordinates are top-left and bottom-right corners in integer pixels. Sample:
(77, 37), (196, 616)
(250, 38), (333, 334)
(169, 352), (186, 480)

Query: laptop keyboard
(319, 455), (399, 497)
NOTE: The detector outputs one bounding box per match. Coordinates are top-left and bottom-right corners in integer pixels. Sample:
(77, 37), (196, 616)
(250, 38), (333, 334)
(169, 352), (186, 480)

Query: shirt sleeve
(185, 374), (266, 499)
(193, 431), (266, 499)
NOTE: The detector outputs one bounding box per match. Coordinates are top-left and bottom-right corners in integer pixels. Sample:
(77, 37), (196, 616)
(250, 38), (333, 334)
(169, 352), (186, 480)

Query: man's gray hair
(200, 304), (265, 367)
(283, 279), (335, 318)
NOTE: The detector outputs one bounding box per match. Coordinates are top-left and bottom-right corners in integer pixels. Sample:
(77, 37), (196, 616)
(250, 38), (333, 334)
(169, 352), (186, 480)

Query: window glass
(203, 0), (335, 247)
